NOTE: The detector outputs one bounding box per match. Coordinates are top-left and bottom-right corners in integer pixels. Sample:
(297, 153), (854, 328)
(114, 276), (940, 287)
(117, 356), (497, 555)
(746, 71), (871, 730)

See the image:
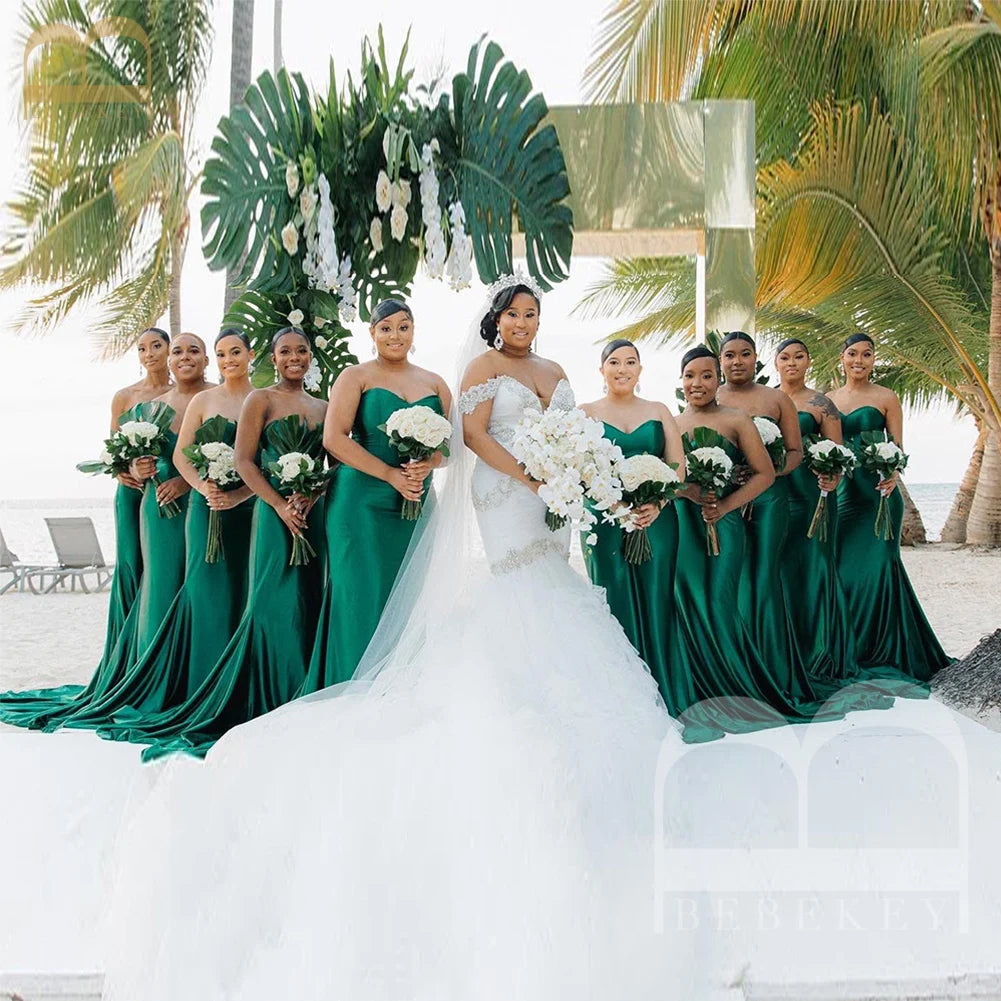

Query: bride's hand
(387, 467), (423, 502)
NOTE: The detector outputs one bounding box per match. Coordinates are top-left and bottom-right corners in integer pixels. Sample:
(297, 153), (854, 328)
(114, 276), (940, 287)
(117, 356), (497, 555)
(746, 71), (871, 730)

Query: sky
(0, 0), (977, 500)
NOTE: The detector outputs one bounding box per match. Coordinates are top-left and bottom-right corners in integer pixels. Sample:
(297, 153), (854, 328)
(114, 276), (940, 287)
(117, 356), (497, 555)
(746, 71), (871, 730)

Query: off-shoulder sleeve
(458, 377), (501, 415)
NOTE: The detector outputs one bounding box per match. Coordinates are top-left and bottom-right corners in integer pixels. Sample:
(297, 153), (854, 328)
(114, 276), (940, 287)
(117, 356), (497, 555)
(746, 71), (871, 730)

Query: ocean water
(0, 484), (961, 564)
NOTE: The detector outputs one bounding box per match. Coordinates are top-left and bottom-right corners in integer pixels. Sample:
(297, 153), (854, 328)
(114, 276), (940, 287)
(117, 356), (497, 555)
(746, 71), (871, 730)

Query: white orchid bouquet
(265, 415), (332, 565)
(859, 431), (909, 540)
(377, 405), (453, 520)
(116, 404), (182, 518)
(684, 429), (735, 557)
(612, 453), (682, 564)
(512, 407), (623, 535)
(182, 417), (245, 563)
(802, 435), (858, 542)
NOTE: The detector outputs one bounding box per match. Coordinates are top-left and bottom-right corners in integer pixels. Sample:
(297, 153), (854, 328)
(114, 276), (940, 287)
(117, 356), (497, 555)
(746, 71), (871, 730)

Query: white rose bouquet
(182, 417), (245, 563)
(265, 415), (332, 565)
(859, 430), (909, 540)
(752, 416), (787, 473)
(684, 429), (735, 556)
(512, 407), (623, 534)
(117, 404), (182, 518)
(377, 405), (453, 519)
(802, 435), (857, 542)
(76, 431), (131, 479)
(612, 453), (682, 564)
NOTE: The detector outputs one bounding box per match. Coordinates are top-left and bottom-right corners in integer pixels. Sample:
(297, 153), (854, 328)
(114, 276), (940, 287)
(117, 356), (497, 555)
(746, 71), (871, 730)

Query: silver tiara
(486, 269), (544, 302)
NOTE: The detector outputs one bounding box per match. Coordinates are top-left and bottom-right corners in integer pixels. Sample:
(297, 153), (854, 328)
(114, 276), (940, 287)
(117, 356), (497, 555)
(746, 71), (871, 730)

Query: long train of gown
(102, 378), (1001, 1000)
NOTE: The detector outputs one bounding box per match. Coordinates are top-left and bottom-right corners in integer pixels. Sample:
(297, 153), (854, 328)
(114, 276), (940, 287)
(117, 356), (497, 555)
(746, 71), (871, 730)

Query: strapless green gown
(67, 419), (255, 742)
(0, 407), (146, 727)
(133, 419), (327, 760)
(674, 429), (853, 742)
(579, 420), (692, 716)
(299, 389), (443, 694)
(836, 407), (951, 680)
(59, 411), (191, 732)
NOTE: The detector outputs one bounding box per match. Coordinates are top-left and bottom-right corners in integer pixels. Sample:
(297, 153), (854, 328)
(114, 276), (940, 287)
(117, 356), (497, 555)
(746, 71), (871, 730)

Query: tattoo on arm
(809, 393), (841, 420)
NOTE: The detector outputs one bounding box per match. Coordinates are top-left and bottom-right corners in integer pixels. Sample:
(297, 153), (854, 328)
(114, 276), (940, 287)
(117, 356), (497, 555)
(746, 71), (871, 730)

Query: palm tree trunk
(273, 0), (283, 73)
(940, 421), (986, 543)
(899, 480), (927, 546)
(966, 220), (1001, 548)
(168, 228), (184, 337)
(223, 0), (255, 314)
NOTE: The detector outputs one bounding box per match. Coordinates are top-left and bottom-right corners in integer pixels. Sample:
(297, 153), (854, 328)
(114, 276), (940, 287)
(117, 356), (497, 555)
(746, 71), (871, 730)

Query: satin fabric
(0, 407), (146, 726)
(580, 420), (692, 716)
(68, 419), (255, 742)
(298, 389), (443, 695)
(836, 406), (951, 680)
(130, 419), (327, 760)
(673, 429), (850, 742)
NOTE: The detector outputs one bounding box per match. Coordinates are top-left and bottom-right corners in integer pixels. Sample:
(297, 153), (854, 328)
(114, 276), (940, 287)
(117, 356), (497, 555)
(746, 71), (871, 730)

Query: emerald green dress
(299, 389), (443, 695)
(579, 420), (692, 716)
(836, 406), (951, 681)
(674, 429), (852, 742)
(60, 408), (191, 732)
(67, 419), (255, 742)
(0, 413), (145, 726)
(131, 418), (328, 760)
(780, 411), (858, 680)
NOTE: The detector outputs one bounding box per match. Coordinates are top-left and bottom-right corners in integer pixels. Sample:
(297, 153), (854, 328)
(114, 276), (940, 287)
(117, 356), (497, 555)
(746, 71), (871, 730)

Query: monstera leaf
(452, 40), (573, 289)
(201, 69), (315, 285)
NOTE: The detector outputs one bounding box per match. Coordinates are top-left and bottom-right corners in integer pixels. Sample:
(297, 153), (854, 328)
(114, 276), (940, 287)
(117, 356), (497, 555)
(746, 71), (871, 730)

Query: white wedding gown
(102, 376), (718, 1000)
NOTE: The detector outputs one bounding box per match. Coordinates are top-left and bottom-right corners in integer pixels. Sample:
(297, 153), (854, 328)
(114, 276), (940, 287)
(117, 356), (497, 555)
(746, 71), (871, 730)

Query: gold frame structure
(514, 100), (756, 338)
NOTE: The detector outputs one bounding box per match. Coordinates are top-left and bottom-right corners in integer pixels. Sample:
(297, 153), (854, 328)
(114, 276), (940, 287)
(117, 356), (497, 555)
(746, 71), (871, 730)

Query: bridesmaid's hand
(116, 471), (143, 490)
(403, 458), (433, 484)
(877, 472), (899, 496)
(205, 482), (242, 511)
(699, 488), (718, 507)
(275, 497), (308, 537)
(156, 476), (189, 507)
(290, 491), (319, 516)
(702, 495), (728, 524)
(131, 456), (157, 481)
(386, 467), (423, 503)
(817, 472), (841, 493)
(733, 464), (752, 486)
(631, 503), (661, 530)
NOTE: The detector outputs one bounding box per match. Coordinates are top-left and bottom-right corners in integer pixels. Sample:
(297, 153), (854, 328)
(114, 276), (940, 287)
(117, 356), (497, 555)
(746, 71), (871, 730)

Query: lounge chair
(24, 517), (114, 594)
(0, 526), (42, 595)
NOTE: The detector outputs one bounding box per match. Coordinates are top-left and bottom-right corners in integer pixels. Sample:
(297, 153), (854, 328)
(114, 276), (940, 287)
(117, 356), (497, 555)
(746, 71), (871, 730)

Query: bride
(102, 275), (713, 1000)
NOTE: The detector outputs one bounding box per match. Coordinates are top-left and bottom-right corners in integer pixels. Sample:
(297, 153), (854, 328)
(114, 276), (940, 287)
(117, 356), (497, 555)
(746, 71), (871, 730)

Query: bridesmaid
(774, 337), (858, 680)
(577, 339), (692, 716)
(79, 329), (258, 741)
(717, 331), (806, 675)
(673, 346), (845, 741)
(0, 327), (173, 726)
(131, 326), (329, 759)
(299, 298), (451, 695)
(60, 334), (212, 732)
(827, 333), (951, 681)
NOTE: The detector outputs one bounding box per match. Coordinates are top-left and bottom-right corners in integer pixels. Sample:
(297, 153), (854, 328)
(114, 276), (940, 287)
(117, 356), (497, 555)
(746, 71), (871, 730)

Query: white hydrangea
(687, 445), (733, 490)
(444, 201), (473, 290)
(285, 161), (299, 198)
(617, 453), (680, 492)
(119, 420), (160, 448)
(808, 439), (854, 462)
(280, 221), (299, 256)
(276, 451), (314, 482)
(752, 416), (782, 445)
(390, 203), (408, 242)
(370, 216), (384, 253)
(375, 170), (392, 213)
(384, 406), (453, 449)
(200, 442), (239, 485)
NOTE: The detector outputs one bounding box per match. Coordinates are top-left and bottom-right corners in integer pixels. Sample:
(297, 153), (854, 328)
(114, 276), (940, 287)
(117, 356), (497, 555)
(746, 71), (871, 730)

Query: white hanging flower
(390, 203), (408, 242)
(445, 201), (473, 290)
(419, 141), (446, 280)
(303, 175), (339, 292)
(375, 170), (393, 213)
(314, 335), (328, 349)
(299, 185), (317, 223)
(303, 359), (322, 392)
(370, 216), (384, 253)
(281, 221), (299, 255)
(285, 161), (300, 198)
(336, 254), (357, 323)
(288, 308), (304, 327)
(392, 179), (411, 208)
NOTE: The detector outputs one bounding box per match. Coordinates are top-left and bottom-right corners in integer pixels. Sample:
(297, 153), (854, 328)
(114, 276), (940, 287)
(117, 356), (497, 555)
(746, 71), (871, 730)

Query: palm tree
(224, 0), (255, 313)
(582, 0), (1001, 544)
(1, 0), (213, 352)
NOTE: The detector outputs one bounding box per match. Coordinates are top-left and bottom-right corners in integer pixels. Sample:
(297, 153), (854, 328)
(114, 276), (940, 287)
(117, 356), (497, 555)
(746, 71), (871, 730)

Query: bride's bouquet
(182, 417), (244, 563)
(802, 435), (857, 542)
(117, 406), (182, 518)
(859, 431), (909, 540)
(684, 429), (735, 557)
(512, 407), (623, 534)
(378, 405), (453, 520)
(613, 453), (682, 564)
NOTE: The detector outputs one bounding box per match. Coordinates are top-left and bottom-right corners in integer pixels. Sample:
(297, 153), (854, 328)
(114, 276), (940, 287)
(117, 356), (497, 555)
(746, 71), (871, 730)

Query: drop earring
(493, 333), (503, 351)
(409, 344), (416, 356)
(371, 343), (377, 356)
